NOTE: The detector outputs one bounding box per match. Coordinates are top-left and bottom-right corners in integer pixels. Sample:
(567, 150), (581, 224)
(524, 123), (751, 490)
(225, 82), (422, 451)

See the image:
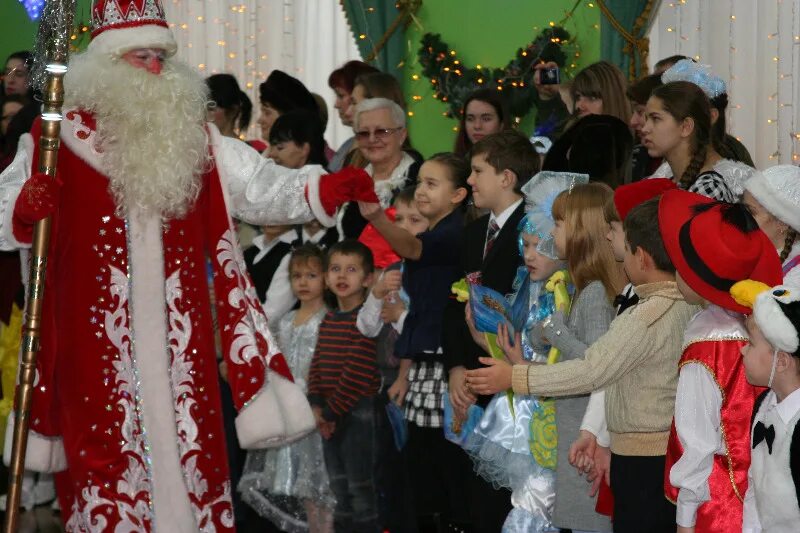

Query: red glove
(318, 166), (378, 215)
(12, 172), (62, 244)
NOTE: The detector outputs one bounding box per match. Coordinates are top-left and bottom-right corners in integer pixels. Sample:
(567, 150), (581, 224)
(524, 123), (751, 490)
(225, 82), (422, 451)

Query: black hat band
(679, 218), (738, 293)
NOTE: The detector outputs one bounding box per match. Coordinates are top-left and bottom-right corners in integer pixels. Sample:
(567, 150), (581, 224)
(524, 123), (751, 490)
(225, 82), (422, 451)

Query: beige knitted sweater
(511, 281), (697, 456)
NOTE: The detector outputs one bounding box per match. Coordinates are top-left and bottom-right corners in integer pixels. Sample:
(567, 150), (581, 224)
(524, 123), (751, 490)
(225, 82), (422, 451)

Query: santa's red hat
(89, 0), (177, 57)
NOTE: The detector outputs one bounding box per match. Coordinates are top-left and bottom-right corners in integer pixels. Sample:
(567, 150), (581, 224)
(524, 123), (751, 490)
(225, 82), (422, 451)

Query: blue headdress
(517, 170), (590, 259)
(661, 59), (727, 99)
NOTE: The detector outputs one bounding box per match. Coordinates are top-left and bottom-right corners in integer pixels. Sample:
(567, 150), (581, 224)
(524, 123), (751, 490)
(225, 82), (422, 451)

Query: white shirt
(670, 363), (722, 528)
(250, 230), (297, 265)
(357, 285), (406, 338)
(489, 198), (523, 232)
(252, 230), (298, 325)
(302, 227), (328, 245)
(743, 388), (800, 533)
(580, 390), (610, 447)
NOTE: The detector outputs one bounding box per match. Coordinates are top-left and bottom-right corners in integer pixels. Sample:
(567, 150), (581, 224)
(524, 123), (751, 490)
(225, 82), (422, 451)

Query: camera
(539, 67), (560, 85)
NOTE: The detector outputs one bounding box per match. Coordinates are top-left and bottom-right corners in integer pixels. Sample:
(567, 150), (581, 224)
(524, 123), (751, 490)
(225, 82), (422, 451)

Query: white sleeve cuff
(3, 413), (67, 473)
(305, 171), (337, 228)
(675, 496), (698, 528)
(356, 291), (384, 338)
(235, 372), (316, 449)
(0, 133), (33, 250)
(393, 309), (408, 334)
(580, 389), (609, 446)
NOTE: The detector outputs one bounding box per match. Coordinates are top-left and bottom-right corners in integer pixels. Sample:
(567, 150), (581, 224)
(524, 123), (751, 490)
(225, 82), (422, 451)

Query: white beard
(63, 49), (210, 219)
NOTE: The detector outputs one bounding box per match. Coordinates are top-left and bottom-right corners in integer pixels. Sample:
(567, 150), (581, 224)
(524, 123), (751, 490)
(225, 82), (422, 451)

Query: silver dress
(239, 308), (336, 532)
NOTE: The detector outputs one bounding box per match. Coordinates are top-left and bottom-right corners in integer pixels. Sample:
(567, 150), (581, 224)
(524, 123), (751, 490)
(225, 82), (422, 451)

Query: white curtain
(647, 0), (800, 168)
(163, 0), (362, 148)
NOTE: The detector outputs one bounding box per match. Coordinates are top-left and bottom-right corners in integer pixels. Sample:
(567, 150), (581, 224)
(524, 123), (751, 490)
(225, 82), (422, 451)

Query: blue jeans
(323, 396), (380, 533)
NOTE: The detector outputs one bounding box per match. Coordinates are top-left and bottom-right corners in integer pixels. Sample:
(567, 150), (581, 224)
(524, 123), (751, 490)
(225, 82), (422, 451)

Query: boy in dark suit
(443, 130), (540, 531)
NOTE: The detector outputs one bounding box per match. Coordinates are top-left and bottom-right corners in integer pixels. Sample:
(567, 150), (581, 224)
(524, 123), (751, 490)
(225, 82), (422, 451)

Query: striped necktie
(484, 219), (500, 258)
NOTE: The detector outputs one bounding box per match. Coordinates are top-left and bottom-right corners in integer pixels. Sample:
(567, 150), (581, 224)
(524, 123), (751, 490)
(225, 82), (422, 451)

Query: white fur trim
(89, 24), (177, 57)
(127, 209), (196, 530)
(235, 373), (316, 449)
(306, 171), (337, 228)
(3, 413), (66, 473)
(745, 169), (800, 233)
(754, 291), (800, 353)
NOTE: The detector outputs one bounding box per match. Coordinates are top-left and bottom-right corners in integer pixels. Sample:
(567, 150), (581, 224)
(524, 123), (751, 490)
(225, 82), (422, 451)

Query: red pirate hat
(658, 189), (782, 314)
(89, 0), (177, 57)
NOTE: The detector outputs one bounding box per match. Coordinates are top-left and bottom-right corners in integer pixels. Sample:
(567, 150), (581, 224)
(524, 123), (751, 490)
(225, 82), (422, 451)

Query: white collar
(303, 227), (327, 244)
(366, 152), (416, 207)
(251, 229), (296, 264)
(769, 387), (800, 426)
(490, 198), (523, 231)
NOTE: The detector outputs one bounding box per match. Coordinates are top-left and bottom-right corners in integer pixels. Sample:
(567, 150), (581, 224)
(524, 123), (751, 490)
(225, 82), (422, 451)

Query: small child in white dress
(239, 244), (335, 533)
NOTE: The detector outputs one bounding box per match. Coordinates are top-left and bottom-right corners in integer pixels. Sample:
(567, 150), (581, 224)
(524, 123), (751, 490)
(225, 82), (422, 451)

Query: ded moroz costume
(0, 1), (376, 530)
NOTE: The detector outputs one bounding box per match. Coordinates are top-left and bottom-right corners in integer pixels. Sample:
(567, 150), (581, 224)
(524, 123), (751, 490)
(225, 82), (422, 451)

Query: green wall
(0, 0), (93, 62)
(402, 0), (601, 157)
(0, 1), (39, 60)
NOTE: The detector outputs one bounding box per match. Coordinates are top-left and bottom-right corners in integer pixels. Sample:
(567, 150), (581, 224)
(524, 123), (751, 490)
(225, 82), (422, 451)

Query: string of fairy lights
(651, 0), (800, 167)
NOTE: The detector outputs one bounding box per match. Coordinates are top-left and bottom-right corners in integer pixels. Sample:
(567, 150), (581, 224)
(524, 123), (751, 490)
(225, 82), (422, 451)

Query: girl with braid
(742, 165), (800, 285)
(641, 81), (752, 203)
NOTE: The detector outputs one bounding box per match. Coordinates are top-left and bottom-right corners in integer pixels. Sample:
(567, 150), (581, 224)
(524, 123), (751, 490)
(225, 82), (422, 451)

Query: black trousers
(610, 453), (676, 533)
(406, 423), (473, 529)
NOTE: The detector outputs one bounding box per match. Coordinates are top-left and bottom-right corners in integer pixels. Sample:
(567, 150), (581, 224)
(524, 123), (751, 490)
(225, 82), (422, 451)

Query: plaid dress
(403, 360), (447, 428)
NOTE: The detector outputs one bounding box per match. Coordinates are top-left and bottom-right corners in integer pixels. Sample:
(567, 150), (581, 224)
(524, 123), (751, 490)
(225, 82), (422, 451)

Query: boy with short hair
(733, 281), (800, 532)
(442, 129), (539, 530)
(656, 191), (783, 533)
(307, 239), (380, 533)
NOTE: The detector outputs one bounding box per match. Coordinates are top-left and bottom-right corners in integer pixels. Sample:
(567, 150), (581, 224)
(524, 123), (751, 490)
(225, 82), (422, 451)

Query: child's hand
(587, 444), (611, 497)
(569, 429), (597, 473)
(448, 366), (477, 412)
(387, 375), (409, 406)
(677, 527), (694, 533)
(357, 201), (384, 222)
(465, 305), (490, 353)
(465, 357), (513, 395)
(319, 421), (335, 440)
(373, 269), (402, 299)
(381, 295), (406, 323)
(496, 323), (524, 364)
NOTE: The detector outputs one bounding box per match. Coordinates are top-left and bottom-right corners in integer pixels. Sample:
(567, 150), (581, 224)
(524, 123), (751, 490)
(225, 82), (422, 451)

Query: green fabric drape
(339, 0), (407, 79)
(599, 0), (660, 80)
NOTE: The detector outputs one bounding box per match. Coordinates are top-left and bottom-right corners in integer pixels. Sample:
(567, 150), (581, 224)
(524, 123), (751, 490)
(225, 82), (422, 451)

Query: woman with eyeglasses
(343, 72), (422, 170)
(337, 97), (420, 241)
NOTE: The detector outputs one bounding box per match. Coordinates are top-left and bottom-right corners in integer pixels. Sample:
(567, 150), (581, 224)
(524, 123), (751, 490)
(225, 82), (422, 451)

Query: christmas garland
(417, 26), (574, 119)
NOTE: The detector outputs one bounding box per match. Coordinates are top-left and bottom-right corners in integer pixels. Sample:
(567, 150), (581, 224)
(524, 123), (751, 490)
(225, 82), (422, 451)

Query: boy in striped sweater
(307, 239), (381, 533)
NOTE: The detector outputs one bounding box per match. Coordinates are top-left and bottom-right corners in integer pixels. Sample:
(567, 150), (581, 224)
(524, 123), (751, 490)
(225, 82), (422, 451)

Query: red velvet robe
(10, 111), (310, 532)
